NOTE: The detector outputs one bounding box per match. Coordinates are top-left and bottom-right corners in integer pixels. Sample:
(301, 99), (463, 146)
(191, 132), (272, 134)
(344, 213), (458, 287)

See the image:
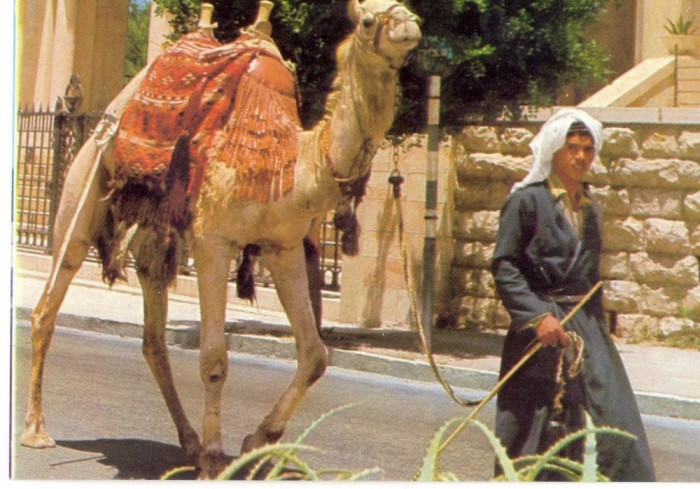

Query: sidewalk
(12, 251), (700, 421)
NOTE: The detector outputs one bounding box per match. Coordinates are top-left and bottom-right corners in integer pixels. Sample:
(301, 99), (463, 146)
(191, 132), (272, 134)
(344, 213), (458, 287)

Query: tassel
(340, 215), (360, 256)
(236, 244), (261, 301)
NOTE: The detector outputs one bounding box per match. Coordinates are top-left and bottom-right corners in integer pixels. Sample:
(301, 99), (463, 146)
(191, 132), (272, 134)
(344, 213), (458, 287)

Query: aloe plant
(161, 403), (382, 481)
(161, 404), (634, 481)
(664, 14), (697, 35)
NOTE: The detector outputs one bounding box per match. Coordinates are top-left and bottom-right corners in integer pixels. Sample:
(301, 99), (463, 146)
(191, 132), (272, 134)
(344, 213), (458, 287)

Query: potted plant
(662, 14), (700, 55)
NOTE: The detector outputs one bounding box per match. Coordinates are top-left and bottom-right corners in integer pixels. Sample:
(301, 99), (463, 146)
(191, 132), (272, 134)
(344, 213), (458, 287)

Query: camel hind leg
(21, 238), (96, 448)
(241, 244), (328, 453)
(21, 166), (110, 448)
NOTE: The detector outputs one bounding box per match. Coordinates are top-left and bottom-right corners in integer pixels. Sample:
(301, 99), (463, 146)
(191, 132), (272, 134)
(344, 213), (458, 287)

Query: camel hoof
(180, 433), (203, 467)
(20, 429), (56, 449)
(240, 434), (260, 454)
(198, 447), (228, 480)
(183, 444), (202, 468)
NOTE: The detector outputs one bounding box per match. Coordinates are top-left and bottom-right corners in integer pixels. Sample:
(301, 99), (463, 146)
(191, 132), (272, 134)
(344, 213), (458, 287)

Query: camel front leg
(241, 244), (328, 453)
(192, 234), (233, 479)
(133, 231), (202, 466)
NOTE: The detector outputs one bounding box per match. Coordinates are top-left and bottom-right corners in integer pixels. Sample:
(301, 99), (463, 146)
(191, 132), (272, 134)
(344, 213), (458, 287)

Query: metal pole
(421, 74), (441, 349)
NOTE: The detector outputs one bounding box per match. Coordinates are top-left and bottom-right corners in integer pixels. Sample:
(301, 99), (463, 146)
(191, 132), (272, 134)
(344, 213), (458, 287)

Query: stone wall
(447, 123), (700, 340)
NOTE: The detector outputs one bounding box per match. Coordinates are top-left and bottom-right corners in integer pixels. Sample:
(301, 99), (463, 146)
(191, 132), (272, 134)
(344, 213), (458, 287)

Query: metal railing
(14, 106), (343, 292)
(15, 105), (102, 251)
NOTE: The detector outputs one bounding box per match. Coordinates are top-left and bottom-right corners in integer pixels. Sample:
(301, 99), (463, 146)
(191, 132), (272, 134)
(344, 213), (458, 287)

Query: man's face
(552, 133), (596, 188)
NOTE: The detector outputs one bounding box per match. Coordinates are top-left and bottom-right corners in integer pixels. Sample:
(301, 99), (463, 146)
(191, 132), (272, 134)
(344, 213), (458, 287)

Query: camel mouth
(387, 23), (422, 49)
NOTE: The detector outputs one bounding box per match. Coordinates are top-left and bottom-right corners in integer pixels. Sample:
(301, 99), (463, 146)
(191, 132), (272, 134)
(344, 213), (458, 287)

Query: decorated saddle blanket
(113, 29), (301, 205)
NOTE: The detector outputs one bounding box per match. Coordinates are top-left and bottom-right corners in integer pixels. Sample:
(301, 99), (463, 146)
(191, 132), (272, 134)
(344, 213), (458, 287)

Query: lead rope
(389, 152), (595, 420)
(389, 145), (479, 407)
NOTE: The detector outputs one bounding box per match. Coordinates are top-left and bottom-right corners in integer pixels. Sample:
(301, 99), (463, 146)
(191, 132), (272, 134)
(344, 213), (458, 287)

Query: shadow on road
(57, 438), (198, 479)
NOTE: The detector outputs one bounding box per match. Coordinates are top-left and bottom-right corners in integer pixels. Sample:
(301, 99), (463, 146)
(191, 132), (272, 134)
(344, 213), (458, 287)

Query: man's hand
(536, 315), (570, 347)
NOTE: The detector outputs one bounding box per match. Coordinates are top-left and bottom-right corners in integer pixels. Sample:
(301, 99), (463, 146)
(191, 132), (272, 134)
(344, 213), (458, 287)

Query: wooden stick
(437, 280), (603, 454)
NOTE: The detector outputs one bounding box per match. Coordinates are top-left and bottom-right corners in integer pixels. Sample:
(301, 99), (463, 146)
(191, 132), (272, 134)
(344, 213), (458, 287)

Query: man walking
(491, 108), (656, 481)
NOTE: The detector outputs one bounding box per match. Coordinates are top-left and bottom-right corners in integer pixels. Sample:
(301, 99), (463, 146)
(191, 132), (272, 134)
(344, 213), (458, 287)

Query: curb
(15, 307), (700, 421)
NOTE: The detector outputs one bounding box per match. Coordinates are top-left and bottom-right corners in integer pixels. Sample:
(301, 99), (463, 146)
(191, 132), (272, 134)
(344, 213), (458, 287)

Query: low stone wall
(447, 123), (700, 339)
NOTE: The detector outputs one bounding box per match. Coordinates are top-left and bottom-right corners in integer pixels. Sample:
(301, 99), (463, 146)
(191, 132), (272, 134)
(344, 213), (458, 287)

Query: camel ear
(348, 0), (362, 25)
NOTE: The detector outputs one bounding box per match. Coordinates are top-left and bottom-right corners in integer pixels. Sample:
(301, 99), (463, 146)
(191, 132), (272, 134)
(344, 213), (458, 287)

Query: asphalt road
(11, 322), (700, 481)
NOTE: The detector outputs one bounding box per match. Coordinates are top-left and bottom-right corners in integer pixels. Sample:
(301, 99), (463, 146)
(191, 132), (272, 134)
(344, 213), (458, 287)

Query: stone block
(586, 159), (610, 186)
(679, 131), (700, 159)
(591, 186), (630, 216)
(691, 224), (700, 254)
(453, 210), (500, 241)
(456, 153), (531, 181)
(450, 267), (495, 298)
(474, 297), (502, 326)
(500, 127), (534, 155)
(603, 280), (641, 313)
(457, 296), (504, 329)
(685, 191), (700, 222)
(609, 158), (700, 189)
(682, 285), (700, 322)
(644, 218), (691, 254)
(601, 127), (639, 159)
(615, 314), (658, 341)
(639, 284), (689, 316)
(457, 126), (499, 153)
(603, 217), (645, 252)
(630, 252), (699, 286)
(600, 252), (630, 280)
(629, 188), (683, 219)
(454, 181), (510, 211)
(659, 316), (697, 335)
(453, 241), (496, 268)
(640, 132), (680, 159)
(459, 126), (500, 153)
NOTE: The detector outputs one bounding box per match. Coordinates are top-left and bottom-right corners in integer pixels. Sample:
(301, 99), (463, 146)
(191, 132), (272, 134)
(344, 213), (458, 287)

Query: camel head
(347, 0), (422, 69)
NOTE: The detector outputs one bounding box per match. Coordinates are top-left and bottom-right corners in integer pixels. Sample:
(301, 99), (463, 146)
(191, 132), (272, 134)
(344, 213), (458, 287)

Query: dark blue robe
(491, 180), (656, 481)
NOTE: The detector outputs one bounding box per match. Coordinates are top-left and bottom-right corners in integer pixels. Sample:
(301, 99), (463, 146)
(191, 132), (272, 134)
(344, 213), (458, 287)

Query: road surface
(11, 323), (700, 481)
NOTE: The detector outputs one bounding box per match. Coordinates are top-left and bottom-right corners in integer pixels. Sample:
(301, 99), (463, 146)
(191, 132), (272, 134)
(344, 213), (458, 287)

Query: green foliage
(664, 14), (697, 35)
(430, 412), (634, 482)
(655, 325), (700, 350)
(152, 0), (613, 131)
(160, 404), (634, 481)
(414, 417), (464, 481)
(162, 403), (381, 481)
(125, 0), (151, 82)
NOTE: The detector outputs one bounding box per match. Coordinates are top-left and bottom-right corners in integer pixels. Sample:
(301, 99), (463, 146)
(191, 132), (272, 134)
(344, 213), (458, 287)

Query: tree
(125, 0), (151, 83)
(151, 0), (613, 132)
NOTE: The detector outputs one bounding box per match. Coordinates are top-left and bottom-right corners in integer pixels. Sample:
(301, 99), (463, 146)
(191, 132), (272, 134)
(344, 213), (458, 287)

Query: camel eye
(362, 15), (376, 29)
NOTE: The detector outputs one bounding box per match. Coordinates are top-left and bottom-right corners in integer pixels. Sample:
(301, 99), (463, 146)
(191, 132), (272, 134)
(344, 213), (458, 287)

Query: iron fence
(14, 107), (343, 292)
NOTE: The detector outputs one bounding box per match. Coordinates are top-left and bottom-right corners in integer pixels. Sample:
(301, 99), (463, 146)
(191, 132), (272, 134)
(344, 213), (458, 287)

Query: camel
(20, 0), (421, 479)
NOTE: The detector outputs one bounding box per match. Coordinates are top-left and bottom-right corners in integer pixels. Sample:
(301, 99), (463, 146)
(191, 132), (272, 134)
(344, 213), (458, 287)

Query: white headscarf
(512, 108), (603, 192)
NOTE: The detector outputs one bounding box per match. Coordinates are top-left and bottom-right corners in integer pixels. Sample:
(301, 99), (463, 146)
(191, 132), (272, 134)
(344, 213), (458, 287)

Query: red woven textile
(113, 30), (301, 203)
